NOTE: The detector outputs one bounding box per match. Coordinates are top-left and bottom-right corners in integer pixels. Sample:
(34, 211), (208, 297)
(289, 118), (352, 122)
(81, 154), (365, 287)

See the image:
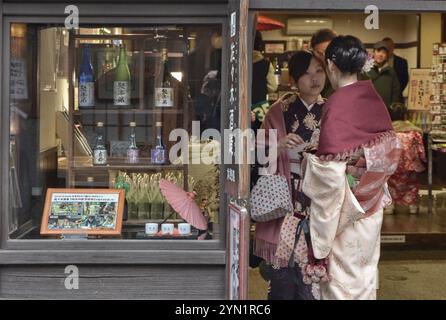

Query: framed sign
(40, 188), (125, 236)
(227, 202), (249, 300)
(407, 68), (433, 110)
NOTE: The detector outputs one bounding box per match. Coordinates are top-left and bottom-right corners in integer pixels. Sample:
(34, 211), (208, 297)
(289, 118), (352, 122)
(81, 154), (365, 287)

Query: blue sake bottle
(79, 46), (95, 108)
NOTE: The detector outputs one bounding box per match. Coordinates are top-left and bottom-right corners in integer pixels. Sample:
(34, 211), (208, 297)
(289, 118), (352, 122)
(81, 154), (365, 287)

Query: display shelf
(70, 156), (184, 171)
(74, 108), (183, 115)
(67, 28), (190, 191)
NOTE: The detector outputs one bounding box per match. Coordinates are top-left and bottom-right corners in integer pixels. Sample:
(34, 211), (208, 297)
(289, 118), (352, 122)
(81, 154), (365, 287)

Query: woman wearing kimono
(253, 50), (326, 300)
(301, 35), (402, 300)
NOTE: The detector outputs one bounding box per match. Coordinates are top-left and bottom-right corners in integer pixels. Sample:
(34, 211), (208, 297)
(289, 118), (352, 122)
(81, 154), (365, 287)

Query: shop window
(8, 23), (222, 240)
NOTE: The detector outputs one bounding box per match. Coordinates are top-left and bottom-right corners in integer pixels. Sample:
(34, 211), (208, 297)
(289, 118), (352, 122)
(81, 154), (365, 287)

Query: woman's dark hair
(288, 50), (315, 82)
(254, 31), (264, 52)
(325, 35), (368, 75)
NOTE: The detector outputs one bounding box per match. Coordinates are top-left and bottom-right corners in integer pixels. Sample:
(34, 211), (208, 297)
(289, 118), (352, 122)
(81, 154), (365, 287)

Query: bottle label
(114, 81), (130, 106)
(79, 82), (95, 107)
(127, 149), (139, 164)
(155, 87), (174, 107)
(151, 149), (166, 164)
(93, 149), (107, 165)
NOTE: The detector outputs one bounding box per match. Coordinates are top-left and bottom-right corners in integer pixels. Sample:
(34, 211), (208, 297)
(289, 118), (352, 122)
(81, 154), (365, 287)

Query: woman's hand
(278, 133), (305, 152)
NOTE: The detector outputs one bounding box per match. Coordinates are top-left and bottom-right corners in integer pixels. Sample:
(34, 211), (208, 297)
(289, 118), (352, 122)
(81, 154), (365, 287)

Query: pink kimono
(302, 81), (402, 300)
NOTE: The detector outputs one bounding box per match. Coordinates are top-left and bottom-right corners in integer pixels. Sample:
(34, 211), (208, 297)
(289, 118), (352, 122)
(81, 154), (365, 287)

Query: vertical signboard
(227, 202), (249, 300)
(225, 0), (249, 198)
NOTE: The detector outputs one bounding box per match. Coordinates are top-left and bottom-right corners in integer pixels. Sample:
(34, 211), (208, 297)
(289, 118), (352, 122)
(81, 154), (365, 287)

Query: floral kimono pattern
(302, 136), (401, 300)
(388, 131), (426, 206)
(271, 94), (323, 300)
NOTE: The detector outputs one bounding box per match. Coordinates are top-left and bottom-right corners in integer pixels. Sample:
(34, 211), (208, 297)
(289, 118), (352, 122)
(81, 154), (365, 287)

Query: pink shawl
(253, 96), (293, 267)
(316, 80), (393, 160)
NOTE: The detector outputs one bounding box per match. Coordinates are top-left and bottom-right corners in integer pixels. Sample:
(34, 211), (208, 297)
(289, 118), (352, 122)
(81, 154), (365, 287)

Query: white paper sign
(10, 58), (28, 100)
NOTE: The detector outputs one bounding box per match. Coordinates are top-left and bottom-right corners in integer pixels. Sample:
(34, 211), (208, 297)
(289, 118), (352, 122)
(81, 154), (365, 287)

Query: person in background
(302, 35), (401, 299)
(310, 28), (337, 98)
(251, 30), (278, 131)
(383, 37), (409, 100)
(368, 40), (401, 110)
(254, 50), (326, 300)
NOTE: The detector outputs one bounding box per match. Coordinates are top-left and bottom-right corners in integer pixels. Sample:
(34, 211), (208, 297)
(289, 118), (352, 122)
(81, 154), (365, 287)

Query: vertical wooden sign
(225, 0), (250, 199)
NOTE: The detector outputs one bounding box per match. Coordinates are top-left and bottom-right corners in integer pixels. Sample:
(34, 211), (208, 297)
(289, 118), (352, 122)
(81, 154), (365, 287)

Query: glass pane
(9, 23), (222, 241)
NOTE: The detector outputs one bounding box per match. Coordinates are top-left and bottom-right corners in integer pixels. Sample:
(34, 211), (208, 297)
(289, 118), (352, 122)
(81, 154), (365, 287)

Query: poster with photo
(40, 188), (125, 236)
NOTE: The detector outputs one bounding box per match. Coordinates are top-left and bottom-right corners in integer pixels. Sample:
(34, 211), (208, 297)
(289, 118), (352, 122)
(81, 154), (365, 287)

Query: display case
(7, 21), (223, 241)
(64, 28), (197, 236)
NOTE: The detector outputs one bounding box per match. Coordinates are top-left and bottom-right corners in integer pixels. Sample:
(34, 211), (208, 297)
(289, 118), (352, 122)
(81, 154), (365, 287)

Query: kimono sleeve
(302, 154), (347, 259)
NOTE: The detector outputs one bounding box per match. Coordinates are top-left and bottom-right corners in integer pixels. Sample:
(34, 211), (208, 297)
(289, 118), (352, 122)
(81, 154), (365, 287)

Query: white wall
(260, 13), (420, 65)
(420, 13), (442, 68)
(262, 13), (415, 43)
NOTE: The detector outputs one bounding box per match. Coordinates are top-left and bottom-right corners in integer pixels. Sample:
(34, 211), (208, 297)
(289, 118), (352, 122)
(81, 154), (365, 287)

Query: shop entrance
(248, 6), (446, 299)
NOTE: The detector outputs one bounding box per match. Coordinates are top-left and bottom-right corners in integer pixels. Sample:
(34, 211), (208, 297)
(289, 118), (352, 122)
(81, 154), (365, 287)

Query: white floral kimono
(302, 137), (401, 300)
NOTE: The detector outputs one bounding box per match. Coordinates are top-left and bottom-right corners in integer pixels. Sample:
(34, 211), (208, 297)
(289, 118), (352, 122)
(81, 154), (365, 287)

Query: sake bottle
(113, 45), (131, 107)
(151, 122), (166, 164)
(79, 46), (95, 108)
(155, 48), (174, 107)
(93, 122), (107, 165)
(126, 122), (139, 163)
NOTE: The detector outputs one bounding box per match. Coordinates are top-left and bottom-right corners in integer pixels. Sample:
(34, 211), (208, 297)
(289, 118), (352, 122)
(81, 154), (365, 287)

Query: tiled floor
(248, 250), (446, 300)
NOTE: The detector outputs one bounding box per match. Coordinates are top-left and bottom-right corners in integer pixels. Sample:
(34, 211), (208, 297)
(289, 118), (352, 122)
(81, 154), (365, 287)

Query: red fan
(159, 179), (208, 231)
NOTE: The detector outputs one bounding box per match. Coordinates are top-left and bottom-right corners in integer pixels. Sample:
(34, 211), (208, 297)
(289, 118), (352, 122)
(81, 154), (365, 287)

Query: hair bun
(325, 35), (367, 74)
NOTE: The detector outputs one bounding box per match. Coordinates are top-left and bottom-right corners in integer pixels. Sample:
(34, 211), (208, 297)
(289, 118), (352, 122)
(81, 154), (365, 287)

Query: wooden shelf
(72, 164), (184, 171)
(74, 108), (183, 115)
(71, 157), (184, 171)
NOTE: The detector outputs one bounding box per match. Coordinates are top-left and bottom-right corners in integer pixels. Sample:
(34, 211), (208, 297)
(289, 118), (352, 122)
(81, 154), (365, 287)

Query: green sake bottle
(113, 45), (131, 107)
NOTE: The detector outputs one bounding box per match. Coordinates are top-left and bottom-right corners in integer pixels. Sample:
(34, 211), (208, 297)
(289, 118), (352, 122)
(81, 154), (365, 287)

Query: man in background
(251, 30), (278, 132)
(383, 37), (409, 100)
(368, 41), (402, 110)
(310, 28), (337, 98)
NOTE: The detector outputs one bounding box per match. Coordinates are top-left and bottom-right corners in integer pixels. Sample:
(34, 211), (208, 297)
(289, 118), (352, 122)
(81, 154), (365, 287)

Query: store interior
(252, 11), (446, 237)
(248, 10), (446, 299)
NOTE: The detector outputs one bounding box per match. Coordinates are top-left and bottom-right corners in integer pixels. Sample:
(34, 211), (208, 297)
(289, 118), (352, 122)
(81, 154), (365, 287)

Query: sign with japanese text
(40, 188), (125, 236)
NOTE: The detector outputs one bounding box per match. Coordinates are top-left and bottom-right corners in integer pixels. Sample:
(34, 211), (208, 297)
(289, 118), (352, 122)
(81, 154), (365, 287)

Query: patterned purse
(276, 212), (330, 285)
(250, 174), (293, 222)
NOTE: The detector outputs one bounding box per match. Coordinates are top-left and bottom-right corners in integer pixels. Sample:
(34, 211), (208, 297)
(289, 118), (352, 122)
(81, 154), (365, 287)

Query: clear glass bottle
(126, 122), (139, 163)
(151, 121), (166, 164)
(79, 45), (95, 108)
(93, 122), (107, 165)
(113, 45), (131, 107)
(154, 48), (174, 107)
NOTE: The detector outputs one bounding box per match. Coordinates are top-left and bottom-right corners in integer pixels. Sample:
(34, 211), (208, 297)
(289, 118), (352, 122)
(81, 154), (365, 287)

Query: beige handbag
(250, 174), (293, 222)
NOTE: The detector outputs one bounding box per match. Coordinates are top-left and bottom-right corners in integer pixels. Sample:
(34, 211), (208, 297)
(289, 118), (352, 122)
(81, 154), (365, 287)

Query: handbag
(250, 174), (293, 222)
(276, 211), (329, 285)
